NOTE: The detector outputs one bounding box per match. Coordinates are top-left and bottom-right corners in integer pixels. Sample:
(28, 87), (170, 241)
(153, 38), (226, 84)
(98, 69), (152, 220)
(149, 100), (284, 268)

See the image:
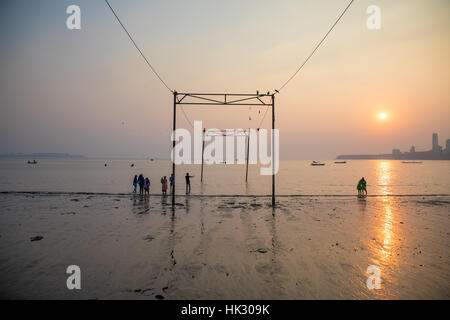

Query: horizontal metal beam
(176, 93), (272, 97)
(176, 103), (273, 106)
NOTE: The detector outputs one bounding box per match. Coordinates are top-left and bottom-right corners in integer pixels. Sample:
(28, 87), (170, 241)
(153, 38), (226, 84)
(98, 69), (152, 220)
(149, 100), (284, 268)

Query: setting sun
(379, 113), (387, 120)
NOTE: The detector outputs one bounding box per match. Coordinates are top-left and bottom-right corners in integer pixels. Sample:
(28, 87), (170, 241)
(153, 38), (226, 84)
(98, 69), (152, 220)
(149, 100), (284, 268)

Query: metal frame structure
(172, 92), (276, 206)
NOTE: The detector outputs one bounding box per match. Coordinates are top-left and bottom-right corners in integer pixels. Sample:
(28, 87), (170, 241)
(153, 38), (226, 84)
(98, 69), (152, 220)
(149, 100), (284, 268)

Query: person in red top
(161, 176), (168, 195)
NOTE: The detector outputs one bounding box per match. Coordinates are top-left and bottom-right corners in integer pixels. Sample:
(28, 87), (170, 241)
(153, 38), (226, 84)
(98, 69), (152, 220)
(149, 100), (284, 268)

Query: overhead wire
(104, 0), (173, 93)
(276, 0), (355, 93)
(104, 0), (355, 128)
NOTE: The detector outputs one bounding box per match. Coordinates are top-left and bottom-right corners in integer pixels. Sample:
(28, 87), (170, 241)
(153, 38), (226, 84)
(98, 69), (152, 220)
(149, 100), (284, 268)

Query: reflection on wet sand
(368, 161), (401, 297)
(1, 189), (448, 299)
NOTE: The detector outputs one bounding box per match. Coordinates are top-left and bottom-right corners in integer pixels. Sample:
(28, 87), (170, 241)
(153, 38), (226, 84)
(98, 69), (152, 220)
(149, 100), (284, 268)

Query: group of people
(135, 172), (367, 197)
(133, 172), (195, 195)
(133, 174), (150, 195)
(357, 177), (367, 197)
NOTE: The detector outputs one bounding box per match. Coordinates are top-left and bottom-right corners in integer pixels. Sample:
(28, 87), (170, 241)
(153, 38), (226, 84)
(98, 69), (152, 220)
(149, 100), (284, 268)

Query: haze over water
(1, 159), (449, 196)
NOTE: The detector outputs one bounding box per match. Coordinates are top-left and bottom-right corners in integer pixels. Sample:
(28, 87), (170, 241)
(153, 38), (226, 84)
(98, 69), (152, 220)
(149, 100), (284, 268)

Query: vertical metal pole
(272, 95), (275, 207)
(201, 128), (205, 182)
(245, 128), (250, 183)
(172, 91), (176, 206)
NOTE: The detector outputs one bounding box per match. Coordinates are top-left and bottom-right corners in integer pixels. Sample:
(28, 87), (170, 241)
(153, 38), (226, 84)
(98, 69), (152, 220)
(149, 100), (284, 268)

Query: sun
(379, 113), (387, 120)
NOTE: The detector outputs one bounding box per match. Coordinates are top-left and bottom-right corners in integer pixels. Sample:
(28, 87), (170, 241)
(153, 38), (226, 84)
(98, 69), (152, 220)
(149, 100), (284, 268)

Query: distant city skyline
(337, 132), (450, 160)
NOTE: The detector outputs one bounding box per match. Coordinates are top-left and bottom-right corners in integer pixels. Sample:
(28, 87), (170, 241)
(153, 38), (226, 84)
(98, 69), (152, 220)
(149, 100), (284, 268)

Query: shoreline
(1, 191), (450, 198)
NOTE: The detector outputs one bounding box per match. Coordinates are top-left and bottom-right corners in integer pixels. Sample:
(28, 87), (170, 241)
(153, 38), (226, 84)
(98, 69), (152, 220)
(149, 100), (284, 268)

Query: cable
(180, 106), (195, 129)
(256, 106), (270, 129)
(104, 0), (173, 93)
(277, 0), (354, 93)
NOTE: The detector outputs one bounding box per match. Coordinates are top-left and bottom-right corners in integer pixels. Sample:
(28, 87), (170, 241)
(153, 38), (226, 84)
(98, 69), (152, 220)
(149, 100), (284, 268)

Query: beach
(0, 192), (448, 299)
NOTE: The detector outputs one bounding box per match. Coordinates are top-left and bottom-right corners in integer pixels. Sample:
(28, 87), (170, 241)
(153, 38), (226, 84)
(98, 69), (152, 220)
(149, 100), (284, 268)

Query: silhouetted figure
(185, 172), (194, 194)
(138, 174), (145, 195)
(357, 177), (367, 197)
(169, 174), (174, 194)
(144, 177), (150, 195)
(132, 175), (138, 193)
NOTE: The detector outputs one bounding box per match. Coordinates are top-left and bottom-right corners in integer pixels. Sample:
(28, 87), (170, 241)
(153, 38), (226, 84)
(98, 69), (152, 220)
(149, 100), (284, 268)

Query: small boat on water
(401, 161), (422, 164)
(334, 161), (347, 164)
(150, 158), (154, 161)
(27, 160), (37, 164)
(311, 161), (325, 166)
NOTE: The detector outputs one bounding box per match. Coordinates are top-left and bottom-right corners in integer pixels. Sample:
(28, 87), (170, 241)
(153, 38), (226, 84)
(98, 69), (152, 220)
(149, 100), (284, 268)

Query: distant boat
(27, 160), (37, 164)
(334, 161), (346, 164)
(401, 161), (422, 164)
(311, 161), (325, 166)
(150, 158), (154, 161)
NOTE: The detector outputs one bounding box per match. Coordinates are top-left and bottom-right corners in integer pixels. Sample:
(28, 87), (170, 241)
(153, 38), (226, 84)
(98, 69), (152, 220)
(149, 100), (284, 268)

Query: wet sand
(0, 193), (449, 299)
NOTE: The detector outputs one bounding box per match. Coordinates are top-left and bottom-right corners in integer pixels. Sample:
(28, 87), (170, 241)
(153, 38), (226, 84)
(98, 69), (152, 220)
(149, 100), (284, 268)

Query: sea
(0, 158), (449, 196)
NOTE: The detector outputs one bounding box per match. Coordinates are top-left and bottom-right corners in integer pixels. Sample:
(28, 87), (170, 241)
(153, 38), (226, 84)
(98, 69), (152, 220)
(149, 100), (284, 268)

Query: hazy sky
(0, 0), (449, 159)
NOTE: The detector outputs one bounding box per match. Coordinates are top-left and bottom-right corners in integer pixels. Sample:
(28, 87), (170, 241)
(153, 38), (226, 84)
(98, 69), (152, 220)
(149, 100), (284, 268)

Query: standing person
(161, 176), (168, 195)
(144, 177), (150, 196)
(357, 179), (362, 197)
(361, 177), (367, 197)
(132, 175), (138, 193)
(169, 174), (174, 194)
(138, 174), (145, 195)
(185, 172), (194, 194)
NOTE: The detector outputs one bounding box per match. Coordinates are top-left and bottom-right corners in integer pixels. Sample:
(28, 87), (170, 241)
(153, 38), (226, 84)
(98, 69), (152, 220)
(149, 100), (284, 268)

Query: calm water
(0, 159), (449, 195)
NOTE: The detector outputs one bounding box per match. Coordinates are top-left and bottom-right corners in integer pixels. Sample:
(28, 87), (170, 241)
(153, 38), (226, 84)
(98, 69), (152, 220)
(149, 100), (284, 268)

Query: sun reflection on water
(368, 161), (401, 297)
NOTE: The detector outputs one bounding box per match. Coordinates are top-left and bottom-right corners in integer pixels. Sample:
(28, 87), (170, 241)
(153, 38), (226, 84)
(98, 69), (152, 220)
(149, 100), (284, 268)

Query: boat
(27, 160), (37, 164)
(334, 161), (347, 164)
(150, 158), (154, 161)
(401, 161), (422, 164)
(311, 161), (325, 166)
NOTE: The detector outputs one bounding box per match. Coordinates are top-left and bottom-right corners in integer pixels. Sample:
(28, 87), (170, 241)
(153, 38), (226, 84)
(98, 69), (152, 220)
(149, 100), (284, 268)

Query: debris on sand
(251, 248), (268, 254)
(30, 236), (43, 242)
(143, 235), (154, 242)
(61, 212), (76, 215)
(417, 200), (450, 206)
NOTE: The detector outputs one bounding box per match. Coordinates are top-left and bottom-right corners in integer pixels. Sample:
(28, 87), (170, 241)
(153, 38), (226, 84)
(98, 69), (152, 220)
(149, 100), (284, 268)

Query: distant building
(446, 139), (450, 153)
(392, 149), (401, 155)
(410, 146), (415, 153)
(432, 133), (440, 152)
